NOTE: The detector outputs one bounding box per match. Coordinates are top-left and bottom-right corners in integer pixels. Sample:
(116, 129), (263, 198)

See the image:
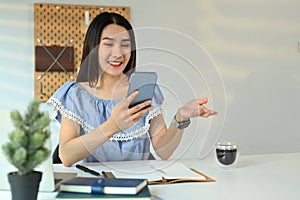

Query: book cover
(56, 185), (151, 200)
(60, 177), (147, 195)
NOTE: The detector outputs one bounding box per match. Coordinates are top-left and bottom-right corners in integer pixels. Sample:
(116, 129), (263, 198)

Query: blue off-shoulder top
(47, 81), (164, 162)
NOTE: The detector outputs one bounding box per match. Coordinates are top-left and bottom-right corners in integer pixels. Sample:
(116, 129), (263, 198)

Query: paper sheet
(86, 160), (206, 182)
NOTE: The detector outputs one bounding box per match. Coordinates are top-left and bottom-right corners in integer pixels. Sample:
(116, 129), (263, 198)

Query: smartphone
(127, 72), (158, 108)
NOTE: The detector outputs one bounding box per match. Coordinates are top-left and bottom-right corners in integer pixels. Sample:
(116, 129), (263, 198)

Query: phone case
(127, 72), (158, 108)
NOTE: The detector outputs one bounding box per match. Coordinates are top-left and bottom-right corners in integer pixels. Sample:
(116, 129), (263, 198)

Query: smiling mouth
(108, 61), (123, 68)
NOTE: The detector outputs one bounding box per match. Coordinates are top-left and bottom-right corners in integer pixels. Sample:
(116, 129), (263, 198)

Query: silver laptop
(0, 109), (76, 192)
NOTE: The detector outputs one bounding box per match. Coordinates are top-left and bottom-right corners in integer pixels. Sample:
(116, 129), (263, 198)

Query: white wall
(0, 0), (299, 158)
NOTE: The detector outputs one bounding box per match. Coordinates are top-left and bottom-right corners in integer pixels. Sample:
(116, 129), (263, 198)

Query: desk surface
(1, 153), (300, 200)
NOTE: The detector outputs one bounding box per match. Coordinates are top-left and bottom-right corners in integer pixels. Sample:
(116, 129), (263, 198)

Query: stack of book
(56, 177), (151, 200)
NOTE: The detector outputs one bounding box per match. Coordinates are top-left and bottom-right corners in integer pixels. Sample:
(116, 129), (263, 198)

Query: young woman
(47, 12), (217, 167)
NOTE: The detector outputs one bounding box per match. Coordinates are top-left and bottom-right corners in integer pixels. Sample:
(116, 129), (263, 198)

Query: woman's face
(98, 24), (132, 77)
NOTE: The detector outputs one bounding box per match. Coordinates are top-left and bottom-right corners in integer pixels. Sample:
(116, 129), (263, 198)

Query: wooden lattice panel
(34, 3), (130, 101)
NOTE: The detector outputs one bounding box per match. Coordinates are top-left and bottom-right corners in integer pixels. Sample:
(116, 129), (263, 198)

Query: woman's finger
(130, 100), (152, 114)
(131, 106), (153, 121)
(201, 109), (218, 118)
(127, 90), (139, 105)
(196, 97), (208, 105)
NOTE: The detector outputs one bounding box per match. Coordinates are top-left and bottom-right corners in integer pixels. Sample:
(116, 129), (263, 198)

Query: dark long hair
(76, 12), (136, 87)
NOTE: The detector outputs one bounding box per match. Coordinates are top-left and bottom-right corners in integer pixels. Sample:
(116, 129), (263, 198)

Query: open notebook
(0, 109), (76, 192)
(84, 160), (215, 184)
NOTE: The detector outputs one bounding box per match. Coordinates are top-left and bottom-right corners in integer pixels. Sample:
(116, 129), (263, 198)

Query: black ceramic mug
(215, 142), (238, 168)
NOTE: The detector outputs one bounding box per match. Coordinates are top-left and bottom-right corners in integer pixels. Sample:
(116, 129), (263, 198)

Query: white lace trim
(47, 97), (162, 141)
(47, 97), (94, 133)
(109, 106), (162, 141)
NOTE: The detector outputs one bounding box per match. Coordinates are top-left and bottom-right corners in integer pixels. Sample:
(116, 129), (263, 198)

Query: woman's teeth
(109, 61), (122, 65)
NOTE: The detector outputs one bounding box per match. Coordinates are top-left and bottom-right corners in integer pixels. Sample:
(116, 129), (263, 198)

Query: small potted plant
(2, 99), (51, 200)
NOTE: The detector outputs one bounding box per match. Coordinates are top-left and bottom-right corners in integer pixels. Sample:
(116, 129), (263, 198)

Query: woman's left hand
(176, 97), (217, 121)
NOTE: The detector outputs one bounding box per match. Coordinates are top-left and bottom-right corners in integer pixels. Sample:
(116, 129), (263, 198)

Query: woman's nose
(111, 45), (122, 57)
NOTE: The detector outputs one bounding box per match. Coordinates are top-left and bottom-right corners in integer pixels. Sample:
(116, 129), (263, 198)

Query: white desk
(1, 153), (300, 200)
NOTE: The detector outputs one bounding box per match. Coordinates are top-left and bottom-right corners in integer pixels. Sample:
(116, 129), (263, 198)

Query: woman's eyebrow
(101, 37), (114, 41)
(101, 37), (130, 42)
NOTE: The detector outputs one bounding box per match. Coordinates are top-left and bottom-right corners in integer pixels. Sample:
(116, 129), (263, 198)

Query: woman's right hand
(108, 91), (153, 133)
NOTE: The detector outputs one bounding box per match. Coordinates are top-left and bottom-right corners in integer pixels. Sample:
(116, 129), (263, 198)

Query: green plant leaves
(1, 99), (51, 175)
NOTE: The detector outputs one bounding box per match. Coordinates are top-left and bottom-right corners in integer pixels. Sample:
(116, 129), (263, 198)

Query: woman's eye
(121, 43), (130, 48)
(103, 43), (113, 47)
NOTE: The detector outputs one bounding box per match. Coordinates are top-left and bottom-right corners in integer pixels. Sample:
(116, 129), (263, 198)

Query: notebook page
(150, 162), (206, 180)
(85, 160), (205, 181)
(110, 161), (162, 181)
(86, 160), (162, 181)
